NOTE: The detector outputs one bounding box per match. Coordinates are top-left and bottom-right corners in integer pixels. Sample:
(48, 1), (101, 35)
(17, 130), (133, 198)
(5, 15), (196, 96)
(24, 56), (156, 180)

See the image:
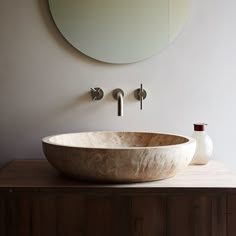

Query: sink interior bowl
(42, 131), (196, 183)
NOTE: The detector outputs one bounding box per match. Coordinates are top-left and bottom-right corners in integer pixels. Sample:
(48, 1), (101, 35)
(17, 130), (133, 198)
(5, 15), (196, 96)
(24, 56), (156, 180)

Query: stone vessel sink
(42, 132), (196, 183)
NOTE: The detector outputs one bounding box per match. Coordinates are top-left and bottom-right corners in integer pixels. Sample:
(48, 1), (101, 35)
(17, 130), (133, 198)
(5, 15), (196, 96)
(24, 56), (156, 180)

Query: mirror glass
(48, 0), (191, 64)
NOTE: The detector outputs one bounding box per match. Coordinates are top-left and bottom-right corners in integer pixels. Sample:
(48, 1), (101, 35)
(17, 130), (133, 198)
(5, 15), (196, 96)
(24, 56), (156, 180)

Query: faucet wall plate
(112, 88), (124, 100)
(90, 87), (104, 100)
(134, 88), (147, 100)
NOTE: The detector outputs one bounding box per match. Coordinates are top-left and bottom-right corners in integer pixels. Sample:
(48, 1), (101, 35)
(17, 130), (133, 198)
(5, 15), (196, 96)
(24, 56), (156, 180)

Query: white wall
(1, 0), (236, 170)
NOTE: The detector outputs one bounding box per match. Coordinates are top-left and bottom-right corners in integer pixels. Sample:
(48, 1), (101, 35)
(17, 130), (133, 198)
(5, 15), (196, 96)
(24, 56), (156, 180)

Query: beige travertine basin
(42, 132), (196, 183)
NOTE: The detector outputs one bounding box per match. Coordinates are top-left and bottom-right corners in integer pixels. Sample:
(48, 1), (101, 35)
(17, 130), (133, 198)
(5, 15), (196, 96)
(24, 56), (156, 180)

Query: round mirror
(48, 0), (191, 64)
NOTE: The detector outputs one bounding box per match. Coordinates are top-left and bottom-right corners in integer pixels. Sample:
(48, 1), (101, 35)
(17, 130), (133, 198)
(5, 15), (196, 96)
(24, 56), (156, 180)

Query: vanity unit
(0, 160), (235, 236)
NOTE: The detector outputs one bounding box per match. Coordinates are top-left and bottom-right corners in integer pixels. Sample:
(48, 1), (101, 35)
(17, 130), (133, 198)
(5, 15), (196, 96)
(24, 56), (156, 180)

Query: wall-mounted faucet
(113, 88), (124, 116)
(90, 85), (147, 116)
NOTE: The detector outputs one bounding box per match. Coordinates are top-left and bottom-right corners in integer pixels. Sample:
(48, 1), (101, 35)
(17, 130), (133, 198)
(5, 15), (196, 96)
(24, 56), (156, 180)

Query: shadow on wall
(37, 0), (110, 66)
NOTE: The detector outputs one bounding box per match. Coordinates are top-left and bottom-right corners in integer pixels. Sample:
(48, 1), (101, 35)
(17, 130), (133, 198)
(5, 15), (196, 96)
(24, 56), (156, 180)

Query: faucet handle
(134, 84), (147, 110)
(90, 87), (104, 100)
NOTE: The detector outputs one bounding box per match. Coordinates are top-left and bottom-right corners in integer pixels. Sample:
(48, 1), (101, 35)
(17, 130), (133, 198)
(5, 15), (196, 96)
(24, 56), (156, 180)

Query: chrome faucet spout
(113, 88), (124, 116)
(117, 92), (123, 116)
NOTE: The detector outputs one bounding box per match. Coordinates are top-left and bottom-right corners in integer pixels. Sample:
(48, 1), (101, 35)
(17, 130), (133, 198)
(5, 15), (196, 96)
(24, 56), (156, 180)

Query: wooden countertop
(0, 160), (236, 193)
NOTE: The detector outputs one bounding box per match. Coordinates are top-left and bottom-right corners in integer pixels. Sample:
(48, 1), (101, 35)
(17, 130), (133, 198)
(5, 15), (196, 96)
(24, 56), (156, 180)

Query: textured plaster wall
(0, 0), (236, 169)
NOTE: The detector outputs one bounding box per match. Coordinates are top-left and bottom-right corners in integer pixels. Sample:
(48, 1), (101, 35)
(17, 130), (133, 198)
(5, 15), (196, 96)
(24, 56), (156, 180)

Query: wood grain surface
(0, 160), (236, 191)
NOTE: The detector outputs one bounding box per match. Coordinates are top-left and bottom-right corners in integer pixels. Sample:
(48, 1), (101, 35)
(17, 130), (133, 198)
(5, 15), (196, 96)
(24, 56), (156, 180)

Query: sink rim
(42, 131), (196, 150)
